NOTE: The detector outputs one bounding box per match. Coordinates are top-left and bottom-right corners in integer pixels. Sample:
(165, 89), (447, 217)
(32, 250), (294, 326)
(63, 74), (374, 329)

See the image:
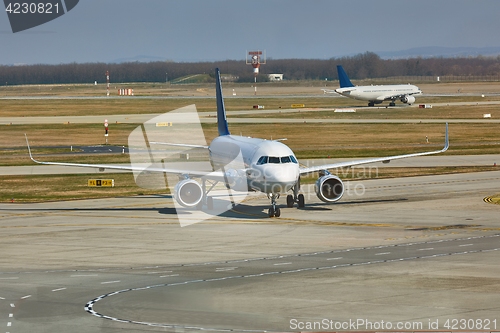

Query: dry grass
(0, 173), (168, 202)
(1, 122), (499, 166)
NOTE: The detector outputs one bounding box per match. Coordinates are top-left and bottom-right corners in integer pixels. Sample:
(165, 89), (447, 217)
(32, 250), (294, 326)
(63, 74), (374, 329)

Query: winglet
(215, 68), (230, 136)
(25, 133), (37, 163)
(443, 122), (449, 152)
(337, 65), (354, 88)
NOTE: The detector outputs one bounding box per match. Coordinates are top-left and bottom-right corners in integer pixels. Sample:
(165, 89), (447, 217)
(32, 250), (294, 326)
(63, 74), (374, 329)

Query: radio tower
(246, 50), (266, 95)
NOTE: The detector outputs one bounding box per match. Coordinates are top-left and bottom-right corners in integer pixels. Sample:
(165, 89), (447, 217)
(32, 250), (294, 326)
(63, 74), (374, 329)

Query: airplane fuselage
(335, 84), (421, 102)
(209, 135), (300, 194)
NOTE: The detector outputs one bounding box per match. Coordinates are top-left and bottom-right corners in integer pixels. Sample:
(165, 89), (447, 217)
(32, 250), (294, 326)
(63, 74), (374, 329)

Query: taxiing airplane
(323, 65), (422, 107)
(26, 68), (448, 218)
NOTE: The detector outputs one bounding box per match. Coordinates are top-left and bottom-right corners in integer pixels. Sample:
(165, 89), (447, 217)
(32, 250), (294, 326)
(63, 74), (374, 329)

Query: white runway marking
(215, 267), (238, 271)
(147, 271), (172, 274)
(375, 252), (391, 255)
(101, 281), (120, 285)
(81, 233), (500, 332)
(160, 274), (179, 278)
(459, 243), (474, 247)
(52, 288), (67, 292)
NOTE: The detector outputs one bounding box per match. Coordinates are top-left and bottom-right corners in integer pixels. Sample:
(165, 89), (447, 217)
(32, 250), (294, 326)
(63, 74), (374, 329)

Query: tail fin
(337, 65), (354, 88)
(215, 68), (230, 136)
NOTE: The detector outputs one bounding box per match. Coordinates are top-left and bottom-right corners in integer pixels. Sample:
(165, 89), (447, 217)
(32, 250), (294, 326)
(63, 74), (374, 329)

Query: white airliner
(26, 68), (448, 218)
(323, 65), (422, 107)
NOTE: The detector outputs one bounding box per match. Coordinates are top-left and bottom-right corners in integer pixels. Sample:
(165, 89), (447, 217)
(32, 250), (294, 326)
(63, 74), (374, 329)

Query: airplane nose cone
(262, 165), (299, 192)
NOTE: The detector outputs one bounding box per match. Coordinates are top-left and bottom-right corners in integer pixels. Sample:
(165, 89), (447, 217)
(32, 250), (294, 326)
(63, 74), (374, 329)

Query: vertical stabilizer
(337, 65), (354, 88)
(215, 68), (230, 136)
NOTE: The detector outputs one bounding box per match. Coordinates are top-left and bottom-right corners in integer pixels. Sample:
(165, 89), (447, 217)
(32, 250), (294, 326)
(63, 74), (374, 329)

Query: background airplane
(26, 68), (448, 218)
(323, 65), (422, 107)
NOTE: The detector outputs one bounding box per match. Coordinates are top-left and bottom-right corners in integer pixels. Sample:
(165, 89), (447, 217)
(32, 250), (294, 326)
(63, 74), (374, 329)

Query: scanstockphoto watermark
(301, 160), (380, 181)
(4, 0), (79, 33)
(128, 105), (250, 227)
(290, 318), (425, 331)
(290, 317), (498, 331)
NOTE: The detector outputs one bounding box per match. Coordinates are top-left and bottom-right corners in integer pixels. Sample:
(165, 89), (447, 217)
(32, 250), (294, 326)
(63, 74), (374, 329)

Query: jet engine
(401, 95), (416, 104)
(315, 174), (345, 203)
(174, 179), (203, 207)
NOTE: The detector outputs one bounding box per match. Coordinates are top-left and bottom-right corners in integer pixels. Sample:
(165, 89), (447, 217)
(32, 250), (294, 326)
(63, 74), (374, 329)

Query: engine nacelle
(315, 174), (345, 203)
(401, 95), (416, 104)
(174, 179), (203, 207)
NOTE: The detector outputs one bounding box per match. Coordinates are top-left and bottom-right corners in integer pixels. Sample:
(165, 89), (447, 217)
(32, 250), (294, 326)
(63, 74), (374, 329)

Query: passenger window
(269, 156), (280, 164)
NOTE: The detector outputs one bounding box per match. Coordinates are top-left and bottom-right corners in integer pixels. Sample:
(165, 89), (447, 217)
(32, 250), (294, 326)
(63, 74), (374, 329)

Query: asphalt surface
(1, 170), (499, 332)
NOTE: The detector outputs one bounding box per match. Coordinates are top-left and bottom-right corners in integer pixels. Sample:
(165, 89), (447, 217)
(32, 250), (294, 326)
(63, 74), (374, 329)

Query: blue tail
(337, 65), (354, 88)
(215, 68), (230, 136)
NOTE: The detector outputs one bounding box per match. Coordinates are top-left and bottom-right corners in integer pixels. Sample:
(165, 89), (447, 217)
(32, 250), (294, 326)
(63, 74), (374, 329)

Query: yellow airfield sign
(88, 179), (115, 187)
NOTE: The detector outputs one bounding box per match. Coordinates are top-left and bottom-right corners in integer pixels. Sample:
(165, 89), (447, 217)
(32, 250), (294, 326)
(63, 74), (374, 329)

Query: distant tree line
(1, 52), (500, 86)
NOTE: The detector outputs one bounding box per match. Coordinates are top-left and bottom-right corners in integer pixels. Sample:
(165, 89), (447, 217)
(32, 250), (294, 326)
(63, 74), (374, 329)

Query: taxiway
(1, 171), (499, 332)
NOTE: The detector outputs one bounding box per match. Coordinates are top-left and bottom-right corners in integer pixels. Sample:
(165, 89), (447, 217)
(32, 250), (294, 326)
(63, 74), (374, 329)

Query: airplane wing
(378, 91), (421, 101)
(25, 134), (226, 181)
(322, 88), (356, 94)
(322, 89), (337, 94)
(149, 142), (209, 149)
(299, 123), (449, 175)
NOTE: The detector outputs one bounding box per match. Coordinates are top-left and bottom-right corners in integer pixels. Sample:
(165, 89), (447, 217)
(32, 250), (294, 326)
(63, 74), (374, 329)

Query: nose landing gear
(267, 193), (281, 217)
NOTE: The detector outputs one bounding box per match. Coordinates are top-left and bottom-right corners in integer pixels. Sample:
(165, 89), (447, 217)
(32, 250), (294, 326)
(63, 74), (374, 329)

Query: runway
(1, 170), (499, 332)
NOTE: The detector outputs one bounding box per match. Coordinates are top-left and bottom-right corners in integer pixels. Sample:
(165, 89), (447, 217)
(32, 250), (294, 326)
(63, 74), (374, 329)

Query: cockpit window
(257, 156), (268, 165)
(269, 156), (280, 164)
(280, 156), (291, 163)
(257, 155), (298, 165)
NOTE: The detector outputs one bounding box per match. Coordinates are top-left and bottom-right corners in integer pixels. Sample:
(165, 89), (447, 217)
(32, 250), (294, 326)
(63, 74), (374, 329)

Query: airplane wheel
(286, 194), (294, 207)
(268, 207), (275, 218)
(274, 207), (281, 217)
(298, 194), (305, 208)
(207, 196), (213, 210)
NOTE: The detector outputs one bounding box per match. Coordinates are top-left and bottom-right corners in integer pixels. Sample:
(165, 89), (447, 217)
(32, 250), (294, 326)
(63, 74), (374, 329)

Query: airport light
(246, 50), (266, 95)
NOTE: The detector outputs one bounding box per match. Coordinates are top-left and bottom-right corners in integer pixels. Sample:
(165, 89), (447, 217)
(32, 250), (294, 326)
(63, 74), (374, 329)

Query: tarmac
(1, 170), (499, 332)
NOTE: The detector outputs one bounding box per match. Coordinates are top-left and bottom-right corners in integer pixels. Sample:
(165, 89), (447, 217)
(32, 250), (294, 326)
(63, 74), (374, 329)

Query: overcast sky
(1, 0), (499, 65)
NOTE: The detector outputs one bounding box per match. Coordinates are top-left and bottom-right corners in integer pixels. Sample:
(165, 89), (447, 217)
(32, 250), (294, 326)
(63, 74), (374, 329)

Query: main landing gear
(286, 193), (305, 208)
(196, 179), (216, 210)
(287, 181), (305, 209)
